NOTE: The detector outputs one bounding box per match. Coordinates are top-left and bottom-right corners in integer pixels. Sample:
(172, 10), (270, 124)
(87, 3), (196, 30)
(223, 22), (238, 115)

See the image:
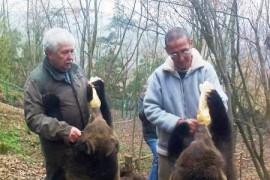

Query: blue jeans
(146, 139), (158, 180)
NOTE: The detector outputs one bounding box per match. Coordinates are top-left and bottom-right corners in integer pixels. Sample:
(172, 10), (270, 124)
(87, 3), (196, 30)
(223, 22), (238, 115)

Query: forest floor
(0, 102), (151, 179)
(0, 102), (269, 180)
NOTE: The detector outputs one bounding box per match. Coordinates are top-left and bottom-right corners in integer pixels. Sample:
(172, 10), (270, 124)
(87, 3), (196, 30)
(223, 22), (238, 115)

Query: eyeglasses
(168, 49), (191, 59)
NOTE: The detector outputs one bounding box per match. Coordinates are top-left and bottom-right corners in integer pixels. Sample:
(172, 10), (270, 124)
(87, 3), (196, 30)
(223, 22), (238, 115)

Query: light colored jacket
(143, 48), (228, 156)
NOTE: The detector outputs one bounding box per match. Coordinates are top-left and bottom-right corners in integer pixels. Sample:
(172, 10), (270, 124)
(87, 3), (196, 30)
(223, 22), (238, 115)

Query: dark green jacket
(24, 57), (90, 143)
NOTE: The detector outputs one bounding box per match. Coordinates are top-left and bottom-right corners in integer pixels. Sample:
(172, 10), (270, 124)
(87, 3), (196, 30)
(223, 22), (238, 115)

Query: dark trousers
(40, 137), (69, 180)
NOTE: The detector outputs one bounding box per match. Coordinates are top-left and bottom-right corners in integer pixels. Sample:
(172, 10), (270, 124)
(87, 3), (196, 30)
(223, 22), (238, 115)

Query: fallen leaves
(0, 154), (45, 179)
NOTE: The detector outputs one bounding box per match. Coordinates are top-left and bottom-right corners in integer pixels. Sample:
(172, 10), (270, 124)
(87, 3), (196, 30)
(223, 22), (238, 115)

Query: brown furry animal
(168, 90), (236, 180)
(79, 108), (119, 158)
(65, 108), (119, 180)
(42, 79), (119, 179)
(170, 124), (227, 180)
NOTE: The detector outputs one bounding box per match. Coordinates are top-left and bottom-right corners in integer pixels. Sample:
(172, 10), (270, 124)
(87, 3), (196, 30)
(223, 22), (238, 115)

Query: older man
(143, 27), (228, 180)
(24, 28), (89, 179)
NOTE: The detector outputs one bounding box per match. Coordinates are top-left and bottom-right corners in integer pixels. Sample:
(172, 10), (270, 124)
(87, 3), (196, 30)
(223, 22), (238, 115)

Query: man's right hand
(68, 127), (81, 142)
(177, 119), (198, 134)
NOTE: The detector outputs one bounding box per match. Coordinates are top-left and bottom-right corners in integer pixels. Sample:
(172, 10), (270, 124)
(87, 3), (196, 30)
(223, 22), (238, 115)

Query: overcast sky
(7, 0), (116, 30)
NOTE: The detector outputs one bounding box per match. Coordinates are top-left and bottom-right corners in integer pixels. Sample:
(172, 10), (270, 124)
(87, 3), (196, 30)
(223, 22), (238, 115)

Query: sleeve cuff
(57, 122), (72, 142)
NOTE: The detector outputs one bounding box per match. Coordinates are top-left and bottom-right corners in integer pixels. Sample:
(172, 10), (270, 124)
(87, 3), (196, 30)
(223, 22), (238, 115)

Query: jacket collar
(43, 56), (72, 84)
(162, 48), (205, 76)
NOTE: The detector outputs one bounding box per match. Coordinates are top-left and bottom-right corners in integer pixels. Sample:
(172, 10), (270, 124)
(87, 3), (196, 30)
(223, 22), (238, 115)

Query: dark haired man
(143, 27), (228, 180)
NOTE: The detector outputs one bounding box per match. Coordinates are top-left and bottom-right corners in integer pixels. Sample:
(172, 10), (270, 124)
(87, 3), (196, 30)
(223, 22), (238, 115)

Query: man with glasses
(143, 27), (228, 180)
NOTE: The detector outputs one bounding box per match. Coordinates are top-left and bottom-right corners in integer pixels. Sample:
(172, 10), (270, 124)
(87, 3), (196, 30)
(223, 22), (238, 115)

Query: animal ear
(86, 83), (93, 102)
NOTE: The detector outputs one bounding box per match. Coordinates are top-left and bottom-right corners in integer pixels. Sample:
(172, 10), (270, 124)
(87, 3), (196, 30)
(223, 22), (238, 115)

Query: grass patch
(0, 128), (26, 155)
(0, 142), (9, 154)
(118, 141), (152, 173)
(0, 115), (39, 159)
(119, 142), (129, 153)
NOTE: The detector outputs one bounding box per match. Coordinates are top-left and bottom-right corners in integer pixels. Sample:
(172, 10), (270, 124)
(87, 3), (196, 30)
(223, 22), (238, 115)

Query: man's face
(165, 36), (193, 71)
(47, 44), (74, 72)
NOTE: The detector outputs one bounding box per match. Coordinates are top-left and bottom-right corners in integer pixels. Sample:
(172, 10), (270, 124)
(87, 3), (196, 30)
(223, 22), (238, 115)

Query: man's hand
(68, 127), (81, 142)
(177, 119), (198, 134)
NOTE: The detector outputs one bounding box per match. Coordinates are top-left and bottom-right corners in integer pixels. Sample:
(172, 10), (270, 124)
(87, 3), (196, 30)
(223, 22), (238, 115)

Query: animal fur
(170, 124), (227, 180)
(42, 80), (119, 180)
(42, 92), (63, 121)
(65, 108), (119, 180)
(168, 89), (236, 180)
(87, 79), (112, 127)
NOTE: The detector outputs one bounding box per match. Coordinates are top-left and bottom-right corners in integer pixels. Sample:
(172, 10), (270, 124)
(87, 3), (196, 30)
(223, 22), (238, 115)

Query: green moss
(0, 141), (9, 154)
(0, 117), (34, 157)
(0, 129), (23, 154)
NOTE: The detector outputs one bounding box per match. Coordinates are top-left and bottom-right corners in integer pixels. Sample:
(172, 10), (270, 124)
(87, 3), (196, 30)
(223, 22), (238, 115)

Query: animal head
(171, 125), (227, 180)
(74, 116), (118, 158)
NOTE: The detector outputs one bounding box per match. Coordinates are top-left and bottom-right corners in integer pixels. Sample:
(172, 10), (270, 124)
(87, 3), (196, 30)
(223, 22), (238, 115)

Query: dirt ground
(0, 102), (269, 180)
(0, 103), (151, 179)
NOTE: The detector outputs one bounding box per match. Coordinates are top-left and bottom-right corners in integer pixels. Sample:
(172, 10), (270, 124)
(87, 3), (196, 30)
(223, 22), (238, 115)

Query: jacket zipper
(179, 77), (186, 119)
(70, 76), (86, 129)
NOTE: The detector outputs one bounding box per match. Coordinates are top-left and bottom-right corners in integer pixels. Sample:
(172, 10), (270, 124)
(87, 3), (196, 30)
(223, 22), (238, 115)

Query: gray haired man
(24, 28), (89, 179)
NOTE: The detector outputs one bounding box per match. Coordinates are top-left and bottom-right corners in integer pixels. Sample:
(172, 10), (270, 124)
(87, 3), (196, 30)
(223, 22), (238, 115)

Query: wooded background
(0, 0), (269, 179)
